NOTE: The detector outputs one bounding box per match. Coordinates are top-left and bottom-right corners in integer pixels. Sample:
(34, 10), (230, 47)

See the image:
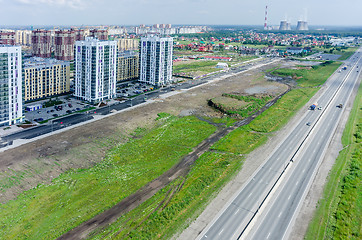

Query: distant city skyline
(0, 0), (361, 27)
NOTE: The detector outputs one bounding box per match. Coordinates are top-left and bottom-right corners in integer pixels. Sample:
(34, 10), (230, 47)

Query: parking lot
(116, 82), (158, 98)
(24, 97), (93, 123)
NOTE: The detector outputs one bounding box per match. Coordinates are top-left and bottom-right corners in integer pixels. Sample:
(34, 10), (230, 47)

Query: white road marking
(219, 229), (224, 235)
(288, 194), (292, 200)
(267, 232), (271, 239)
(296, 181), (299, 186)
(247, 193), (253, 199)
(278, 211), (283, 218)
(234, 209), (240, 215)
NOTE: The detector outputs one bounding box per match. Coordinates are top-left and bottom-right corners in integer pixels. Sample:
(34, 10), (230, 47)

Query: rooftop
(23, 57), (70, 69)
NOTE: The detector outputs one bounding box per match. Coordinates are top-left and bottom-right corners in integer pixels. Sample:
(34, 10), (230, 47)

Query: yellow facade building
(117, 51), (139, 82)
(23, 57), (70, 101)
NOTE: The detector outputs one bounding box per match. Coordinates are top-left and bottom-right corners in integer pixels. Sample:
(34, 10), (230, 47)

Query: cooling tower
(279, 21), (288, 30)
(296, 21), (309, 31)
(286, 22), (291, 30)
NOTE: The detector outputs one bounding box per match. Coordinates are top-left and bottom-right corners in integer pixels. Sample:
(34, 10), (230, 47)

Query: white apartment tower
(0, 45), (23, 126)
(139, 35), (173, 86)
(74, 37), (117, 103)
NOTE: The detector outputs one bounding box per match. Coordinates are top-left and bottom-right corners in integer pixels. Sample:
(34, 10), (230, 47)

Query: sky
(0, 0), (361, 27)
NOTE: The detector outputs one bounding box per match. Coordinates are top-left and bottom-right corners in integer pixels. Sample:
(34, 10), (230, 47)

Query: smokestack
(264, 5), (268, 30)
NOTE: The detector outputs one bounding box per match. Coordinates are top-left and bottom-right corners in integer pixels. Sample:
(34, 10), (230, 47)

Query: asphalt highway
(247, 51), (362, 240)
(197, 49), (362, 240)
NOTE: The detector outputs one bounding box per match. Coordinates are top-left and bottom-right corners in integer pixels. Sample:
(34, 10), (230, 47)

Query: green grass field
(0, 114), (217, 239)
(173, 60), (221, 78)
(271, 61), (341, 88)
(305, 83), (361, 240)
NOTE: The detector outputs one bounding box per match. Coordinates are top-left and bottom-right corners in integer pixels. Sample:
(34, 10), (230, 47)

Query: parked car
(66, 110), (72, 114)
(52, 114), (58, 117)
(68, 103), (72, 108)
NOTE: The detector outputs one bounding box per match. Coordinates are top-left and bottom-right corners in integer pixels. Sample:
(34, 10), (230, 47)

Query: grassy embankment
(87, 62), (342, 239)
(305, 83), (361, 239)
(0, 61), (343, 239)
(209, 94), (273, 118)
(0, 114), (217, 239)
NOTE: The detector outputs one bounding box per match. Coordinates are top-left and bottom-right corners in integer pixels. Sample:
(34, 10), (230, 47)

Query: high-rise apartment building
(74, 29), (85, 41)
(0, 45), (23, 126)
(117, 38), (138, 51)
(54, 30), (75, 61)
(23, 57), (70, 101)
(117, 51), (139, 82)
(74, 37), (117, 103)
(139, 35), (173, 86)
(15, 30), (32, 46)
(89, 29), (108, 41)
(31, 29), (52, 58)
(0, 31), (15, 45)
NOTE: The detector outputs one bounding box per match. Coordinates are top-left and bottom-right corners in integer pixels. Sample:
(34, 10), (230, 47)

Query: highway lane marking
(288, 194), (292, 200)
(219, 229), (224, 235)
(234, 209), (240, 215)
(267, 232), (271, 239)
(247, 193), (253, 199)
(296, 181), (299, 186)
(278, 211), (283, 218)
(302, 169), (305, 173)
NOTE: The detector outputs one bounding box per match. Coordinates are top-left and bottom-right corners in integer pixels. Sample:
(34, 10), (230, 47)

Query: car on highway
(306, 122), (311, 126)
(52, 114), (58, 117)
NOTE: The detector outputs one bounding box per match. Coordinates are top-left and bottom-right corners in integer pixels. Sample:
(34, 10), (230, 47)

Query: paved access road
(197, 49), (362, 240)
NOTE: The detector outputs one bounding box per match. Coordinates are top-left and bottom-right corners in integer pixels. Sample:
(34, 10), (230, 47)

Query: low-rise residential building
(0, 45), (23, 126)
(23, 57), (70, 101)
(74, 37), (117, 103)
(117, 51), (139, 82)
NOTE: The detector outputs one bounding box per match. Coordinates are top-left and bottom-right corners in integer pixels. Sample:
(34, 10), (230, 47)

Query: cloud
(15, 0), (87, 9)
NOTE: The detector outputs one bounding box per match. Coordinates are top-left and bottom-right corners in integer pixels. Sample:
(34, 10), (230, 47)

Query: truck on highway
(337, 103), (343, 108)
(310, 103), (318, 110)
